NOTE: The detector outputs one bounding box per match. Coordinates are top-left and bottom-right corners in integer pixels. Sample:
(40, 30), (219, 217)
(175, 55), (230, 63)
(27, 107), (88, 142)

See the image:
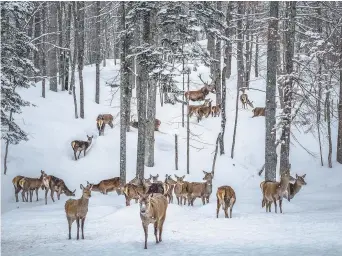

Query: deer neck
(79, 195), (90, 206)
(291, 181), (302, 197)
(278, 176), (290, 193)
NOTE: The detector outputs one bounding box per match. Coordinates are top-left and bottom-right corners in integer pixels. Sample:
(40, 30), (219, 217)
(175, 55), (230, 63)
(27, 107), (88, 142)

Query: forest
(1, 1), (342, 255)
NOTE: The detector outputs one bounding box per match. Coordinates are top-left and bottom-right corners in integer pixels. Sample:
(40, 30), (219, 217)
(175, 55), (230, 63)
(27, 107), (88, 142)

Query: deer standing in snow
(216, 186), (236, 218)
(71, 135), (93, 160)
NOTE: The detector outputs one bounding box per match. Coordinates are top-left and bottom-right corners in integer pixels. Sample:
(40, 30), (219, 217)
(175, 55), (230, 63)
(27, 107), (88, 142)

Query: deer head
(295, 174), (307, 185)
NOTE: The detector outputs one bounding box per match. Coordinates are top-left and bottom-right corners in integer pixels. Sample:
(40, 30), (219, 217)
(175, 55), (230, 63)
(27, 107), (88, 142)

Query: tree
(337, 25), (342, 164)
(77, 1), (85, 119)
(1, 1), (36, 174)
(41, 2), (47, 98)
(48, 2), (58, 92)
(265, 1), (278, 181)
(95, 1), (101, 104)
(71, 2), (79, 119)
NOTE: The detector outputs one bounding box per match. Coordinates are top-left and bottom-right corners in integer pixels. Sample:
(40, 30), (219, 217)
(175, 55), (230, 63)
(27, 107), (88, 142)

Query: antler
(198, 74), (208, 86)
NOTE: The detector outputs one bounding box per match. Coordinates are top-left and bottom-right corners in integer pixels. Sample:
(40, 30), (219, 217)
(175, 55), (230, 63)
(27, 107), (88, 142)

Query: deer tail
(71, 141), (76, 150)
(19, 178), (26, 188)
(123, 185), (129, 196)
(217, 190), (225, 210)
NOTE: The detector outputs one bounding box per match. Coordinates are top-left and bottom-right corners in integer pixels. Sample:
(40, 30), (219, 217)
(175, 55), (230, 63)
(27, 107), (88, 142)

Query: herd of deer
(11, 167), (306, 249)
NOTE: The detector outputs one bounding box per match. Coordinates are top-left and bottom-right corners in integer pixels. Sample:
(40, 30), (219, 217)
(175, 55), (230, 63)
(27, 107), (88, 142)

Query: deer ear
(203, 170), (207, 175)
(156, 174), (159, 178)
(87, 181), (90, 185)
(296, 174), (298, 178)
(174, 175), (179, 179)
(302, 174), (306, 178)
(182, 175), (185, 179)
(80, 184), (84, 190)
(73, 189), (76, 193)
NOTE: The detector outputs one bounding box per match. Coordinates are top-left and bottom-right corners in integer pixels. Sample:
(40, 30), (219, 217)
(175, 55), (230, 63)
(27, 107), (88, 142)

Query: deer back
(12, 175), (25, 189)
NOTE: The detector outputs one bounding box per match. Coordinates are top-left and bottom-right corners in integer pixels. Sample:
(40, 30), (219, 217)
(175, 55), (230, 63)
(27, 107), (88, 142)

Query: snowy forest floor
(1, 52), (342, 255)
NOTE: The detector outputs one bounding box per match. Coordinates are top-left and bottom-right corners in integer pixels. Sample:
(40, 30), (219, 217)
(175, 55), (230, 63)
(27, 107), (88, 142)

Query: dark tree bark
(71, 2), (78, 118)
(214, 1), (222, 104)
(77, 1), (85, 119)
(337, 26), (342, 164)
(33, 3), (41, 83)
(3, 110), (13, 175)
(187, 70), (190, 174)
(326, 76), (333, 168)
(265, 1), (279, 181)
(41, 2), (47, 98)
(48, 2), (58, 92)
(231, 2), (244, 159)
(279, 1), (296, 175)
(95, 1), (101, 104)
(254, 34), (259, 77)
(219, 66), (227, 155)
(225, 2), (233, 79)
(65, 2), (71, 92)
(57, 2), (64, 91)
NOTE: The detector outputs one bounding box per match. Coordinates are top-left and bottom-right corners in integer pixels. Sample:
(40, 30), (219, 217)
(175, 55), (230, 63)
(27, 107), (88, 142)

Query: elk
(184, 74), (215, 102)
(211, 103), (221, 117)
(240, 92), (254, 109)
(286, 174), (307, 200)
(149, 174), (170, 198)
(147, 183), (164, 194)
(188, 99), (211, 118)
(65, 184), (92, 240)
(261, 170), (292, 213)
(197, 100), (212, 122)
(216, 186), (236, 218)
(174, 175), (190, 205)
(123, 178), (147, 206)
(187, 171), (214, 206)
(138, 193), (168, 249)
(71, 135), (93, 160)
(19, 170), (46, 202)
(86, 177), (122, 195)
(12, 175), (25, 202)
(43, 175), (75, 205)
(164, 175), (177, 203)
(252, 107), (265, 117)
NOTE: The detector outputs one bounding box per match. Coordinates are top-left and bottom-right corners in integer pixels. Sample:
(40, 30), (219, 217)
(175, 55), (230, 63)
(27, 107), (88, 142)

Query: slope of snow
(1, 50), (342, 255)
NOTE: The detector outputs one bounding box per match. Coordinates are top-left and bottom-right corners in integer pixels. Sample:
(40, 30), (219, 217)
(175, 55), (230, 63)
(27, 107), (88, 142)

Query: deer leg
(109, 122), (114, 128)
(216, 198), (220, 218)
(273, 197), (277, 213)
(225, 204), (229, 218)
(84, 149), (86, 157)
(51, 188), (55, 202)
(201, 196), (205, 205)
(279, 199), (283, 214)
(154, 221), (159, 244)
(67, 217), (73, 239)
(143, 223), (148, 249)
(30, 190), (33, 202)
(78, 150), (82, 159)
(76, 217), (80, 240)
(45, 187), (49, 205)
(74, 150), (77, 161)
(159, 218), (165, 242)
(81, 217), (85, 239)
(35, 188), (39, 201)
(14, 186), (21, 202)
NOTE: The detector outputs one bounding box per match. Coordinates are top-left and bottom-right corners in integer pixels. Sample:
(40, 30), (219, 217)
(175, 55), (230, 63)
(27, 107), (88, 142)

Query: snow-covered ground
(2, 47), (342, 255)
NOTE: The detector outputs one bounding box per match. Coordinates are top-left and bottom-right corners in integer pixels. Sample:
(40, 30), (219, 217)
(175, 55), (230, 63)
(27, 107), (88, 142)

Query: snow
(2, 49), (342, 255)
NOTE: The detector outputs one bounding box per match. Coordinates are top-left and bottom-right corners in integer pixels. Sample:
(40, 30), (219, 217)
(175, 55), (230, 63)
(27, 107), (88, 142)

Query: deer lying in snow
(65, 184), (92, 240)
(43, 175), (75, 205)
(240, 92), (254, 109)
(286, 174), (307, 200)
(252, 107), (265, 117)
(19, 170), (46, 202)
(86, 177), (122, 195)
(138, 192), (168, 249)
(12, 175), (26, 202)
(216, 186), (236, 218)
(211, 104), (221, 117)
(188, 99), (211, 118)
(187, 171), (214, 206)
(260, 170), (292, 213)
(164, 175), (177, 203)
(71, 135), (93, 160)
(174, 175), (190, 205)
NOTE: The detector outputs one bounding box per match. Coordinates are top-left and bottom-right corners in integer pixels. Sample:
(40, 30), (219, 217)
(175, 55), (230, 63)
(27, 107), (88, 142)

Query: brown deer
(71, 135), (93, 160)
(286, 174), (307, 200)
(252, 107), (265, 117)
(211, 103), (221, 117)
(261, 170), (292, 213)
(138, 193), (168, 249)
(197, 100), (212, 122)
(216, 186), (236, 218)
(174, 175), (190, 205)
(188, 99), (211, 118)
(97, 114), (114, 129)
(164, 175), (177, 203)
(65, 184), (93, 240)
(130, 118), (161, 131)
(240, 92), (254, 109)
(123, 178), (147, 206)
(96, 116), (105, 136)
(43, 175), (75, 205)
(150, 174), (170, 198)
(19, 170), (46, 202)
(12, 175), (25, 202)
(187, 171), (214, 206)
(86, 177), (122, 195)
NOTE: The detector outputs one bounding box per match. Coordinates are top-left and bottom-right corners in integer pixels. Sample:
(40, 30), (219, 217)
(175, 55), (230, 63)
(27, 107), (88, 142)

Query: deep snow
(1, 49), (342, 255)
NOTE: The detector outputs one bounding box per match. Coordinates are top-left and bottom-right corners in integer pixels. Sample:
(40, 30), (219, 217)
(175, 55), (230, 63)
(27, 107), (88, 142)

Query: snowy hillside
(2, 52), (342, 256)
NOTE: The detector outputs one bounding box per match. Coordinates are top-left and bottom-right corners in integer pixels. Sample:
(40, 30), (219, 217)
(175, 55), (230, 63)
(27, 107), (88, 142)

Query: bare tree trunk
(182, 48), (185, 127)
(215, 1), (222, 103)
(64, 2), (71, 91)
(219, 66), (227, 155)
(57, 2), (64, 91)
(225, 2), (233, 79)
(212, 133), (220, 175)
(95, 1), (101, 104)
(41, 2), (47, 98)
(103, 14), (108, 67)
(265, 1), (278, 181)
(77, 1), (85, 119)
(231, 2), (244, 159)
(175, 134), (178, 170)
(326, 77), (333, 168)
(71, 2), (78, 118)
(187, 70), (190, 174)
(3, 110), (13, 175)
(254, 34), (259, 77)
(245, 7), (251, 88)
(33, 3), (41, 83)
(48, 2), (58, 92)
(337, 28), (342, 164)
(279, 1), (295, 175)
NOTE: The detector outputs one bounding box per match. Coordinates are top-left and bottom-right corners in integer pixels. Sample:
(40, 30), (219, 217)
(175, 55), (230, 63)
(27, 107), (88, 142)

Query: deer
(174, 175), (190, 205)
(96, 114), (114, 129)
(197, 100), (212, 122)
(154, 119), (161, 131)
(211, 103), (221, 117)
(261, 170), (292, 213)
(187, 171), (214, 206)
(149, 174), (170, 198)
(19, 170), (46, 202)
(130, 117), (161, 131)
(184, 74), (215, 102)
(138, 192), (168, 249)
(286, 174), (307, 200)
(164, 175), (177, 203)
(86, 177), (122, 195)
(252, 107), (265, 117)
(43, 175), (75, 205)
(12, 175), (26, 202)
(71, 135), (93, 160)
(216, 186), (236, 218)
(123, 178), (147, 206)
(96, 116), (105, 136)
(65, 184), (93, 240)
(240, 91), (254, 109)
(188, 99), (211, 118)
